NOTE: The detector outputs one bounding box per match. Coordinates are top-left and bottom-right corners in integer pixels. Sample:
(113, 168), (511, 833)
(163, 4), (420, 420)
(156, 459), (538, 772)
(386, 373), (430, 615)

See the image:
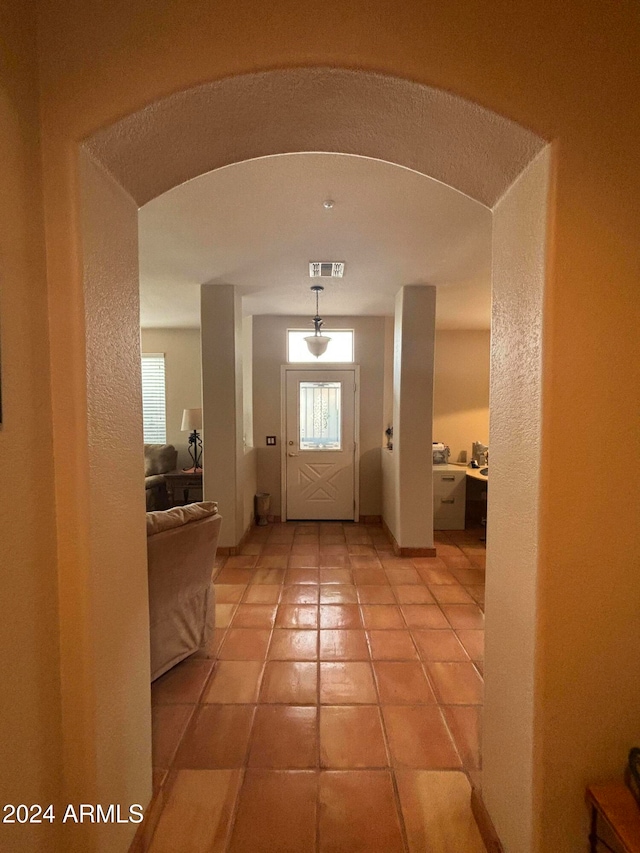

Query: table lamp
(181, 407), (203, 472)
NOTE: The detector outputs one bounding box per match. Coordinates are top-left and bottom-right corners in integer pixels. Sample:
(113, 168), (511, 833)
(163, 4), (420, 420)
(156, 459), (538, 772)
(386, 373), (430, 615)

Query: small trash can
(255, 492), (271, 526)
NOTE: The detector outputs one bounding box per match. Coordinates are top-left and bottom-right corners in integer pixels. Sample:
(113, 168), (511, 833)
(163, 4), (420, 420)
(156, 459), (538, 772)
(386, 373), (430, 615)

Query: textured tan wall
(433, 330), (490, 463)
(141, 327), (202, 470)
(0, 4), (62, 851)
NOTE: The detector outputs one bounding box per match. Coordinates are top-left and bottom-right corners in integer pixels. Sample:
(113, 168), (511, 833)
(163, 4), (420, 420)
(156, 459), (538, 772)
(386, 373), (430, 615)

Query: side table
(164, 470), (203, 507)
(586, 782), (640, 853)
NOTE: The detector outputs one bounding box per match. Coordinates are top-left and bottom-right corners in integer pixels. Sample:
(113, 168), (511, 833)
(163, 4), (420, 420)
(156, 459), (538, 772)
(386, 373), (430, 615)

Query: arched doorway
(75, 68), (549, 851)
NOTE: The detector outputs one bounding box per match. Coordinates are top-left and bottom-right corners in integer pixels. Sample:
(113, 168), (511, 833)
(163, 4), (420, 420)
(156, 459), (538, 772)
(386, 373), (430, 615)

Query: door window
(299, 381), (341, 450)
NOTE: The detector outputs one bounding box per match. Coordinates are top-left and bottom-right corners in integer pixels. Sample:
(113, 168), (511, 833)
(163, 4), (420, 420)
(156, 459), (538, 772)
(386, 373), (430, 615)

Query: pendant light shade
(304, 333), (331, 357)
(304, 285), (331, 358)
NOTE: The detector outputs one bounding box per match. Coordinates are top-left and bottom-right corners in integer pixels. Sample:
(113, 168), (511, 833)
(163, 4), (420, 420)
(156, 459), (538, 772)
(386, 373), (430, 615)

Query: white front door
(283, 368), (358, 520)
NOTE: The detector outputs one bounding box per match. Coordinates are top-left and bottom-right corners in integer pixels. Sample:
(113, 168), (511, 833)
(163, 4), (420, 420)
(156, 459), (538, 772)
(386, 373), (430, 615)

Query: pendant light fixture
(304, 285), (332, 357)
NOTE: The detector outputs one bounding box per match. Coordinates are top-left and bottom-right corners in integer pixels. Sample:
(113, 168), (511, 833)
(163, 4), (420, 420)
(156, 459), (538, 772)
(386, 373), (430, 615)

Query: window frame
(141, 352), (167, 444)
(286, 328), (355, 363)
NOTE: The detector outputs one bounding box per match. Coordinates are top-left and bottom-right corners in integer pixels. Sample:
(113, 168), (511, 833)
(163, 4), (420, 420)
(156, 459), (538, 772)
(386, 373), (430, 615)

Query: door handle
(288, 452), (299, 457)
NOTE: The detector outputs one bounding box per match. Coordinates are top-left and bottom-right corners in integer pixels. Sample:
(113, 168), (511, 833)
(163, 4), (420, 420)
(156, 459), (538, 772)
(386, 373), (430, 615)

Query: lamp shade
(181, 407), (202, 431)
(304, 334), (331, 357)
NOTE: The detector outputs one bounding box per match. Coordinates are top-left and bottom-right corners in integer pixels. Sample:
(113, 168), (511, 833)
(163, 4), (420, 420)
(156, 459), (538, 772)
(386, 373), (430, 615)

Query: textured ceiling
(139, 153), (492, 328)
(87, 68), (544, 208)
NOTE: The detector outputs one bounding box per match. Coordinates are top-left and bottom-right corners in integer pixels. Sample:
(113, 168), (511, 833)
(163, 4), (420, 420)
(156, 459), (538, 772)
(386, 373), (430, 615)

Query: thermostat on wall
(266, 436), (276, 446)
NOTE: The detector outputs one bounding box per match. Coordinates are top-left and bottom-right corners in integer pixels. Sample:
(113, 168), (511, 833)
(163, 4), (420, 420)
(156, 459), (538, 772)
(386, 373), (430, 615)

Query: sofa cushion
(144, 443), (178, 476)
(146, 501), (219, 536)
(145, 474), (167, 490)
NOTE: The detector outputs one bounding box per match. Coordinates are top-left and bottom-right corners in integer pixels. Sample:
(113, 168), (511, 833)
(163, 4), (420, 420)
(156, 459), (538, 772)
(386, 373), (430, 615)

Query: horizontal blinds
(141, 354), (167, 443)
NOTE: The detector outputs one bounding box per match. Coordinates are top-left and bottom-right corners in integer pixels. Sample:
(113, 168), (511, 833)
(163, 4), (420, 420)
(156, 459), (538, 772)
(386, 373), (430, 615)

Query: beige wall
(141, 327), (202, 470)
(253, 315), (386, 517)
(433, 330), (490, 463)
(0, 5), (62, 851)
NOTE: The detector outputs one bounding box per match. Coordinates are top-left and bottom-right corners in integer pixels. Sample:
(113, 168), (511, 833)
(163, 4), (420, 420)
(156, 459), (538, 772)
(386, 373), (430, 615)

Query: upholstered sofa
(144, 443), (178, 510)
(147, 501), (222, 680)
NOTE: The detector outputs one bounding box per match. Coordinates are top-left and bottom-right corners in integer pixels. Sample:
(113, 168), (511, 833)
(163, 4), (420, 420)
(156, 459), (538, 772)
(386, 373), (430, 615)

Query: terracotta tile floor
(149, 523), (487, 852)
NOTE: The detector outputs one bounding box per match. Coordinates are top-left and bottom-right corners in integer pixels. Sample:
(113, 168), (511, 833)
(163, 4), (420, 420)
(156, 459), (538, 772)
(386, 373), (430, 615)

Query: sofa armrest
(147, 505), (222, 680)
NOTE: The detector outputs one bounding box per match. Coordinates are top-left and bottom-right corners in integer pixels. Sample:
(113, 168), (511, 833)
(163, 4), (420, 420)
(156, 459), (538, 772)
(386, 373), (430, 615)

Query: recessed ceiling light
(323, 199), (335, 209)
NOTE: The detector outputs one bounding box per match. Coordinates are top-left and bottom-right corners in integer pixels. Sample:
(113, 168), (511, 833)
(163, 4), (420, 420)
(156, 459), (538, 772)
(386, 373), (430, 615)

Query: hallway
(149, 522), (486, 851)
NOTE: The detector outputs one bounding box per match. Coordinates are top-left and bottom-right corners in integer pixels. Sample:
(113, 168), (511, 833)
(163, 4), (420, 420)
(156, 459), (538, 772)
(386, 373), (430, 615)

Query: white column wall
(388, 285), (436, 548)
(201, 285), (245, 547)
(78, 151), (151, 852)
(482, 149), (550, 853)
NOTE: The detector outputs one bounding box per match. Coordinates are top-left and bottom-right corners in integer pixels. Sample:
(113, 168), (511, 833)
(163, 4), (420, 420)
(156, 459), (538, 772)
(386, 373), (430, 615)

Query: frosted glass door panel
(299, 382), (341, 450)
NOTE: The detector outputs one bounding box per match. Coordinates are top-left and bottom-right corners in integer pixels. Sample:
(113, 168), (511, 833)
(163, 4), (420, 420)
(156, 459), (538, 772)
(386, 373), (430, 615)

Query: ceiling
(139, 152), (492, 329)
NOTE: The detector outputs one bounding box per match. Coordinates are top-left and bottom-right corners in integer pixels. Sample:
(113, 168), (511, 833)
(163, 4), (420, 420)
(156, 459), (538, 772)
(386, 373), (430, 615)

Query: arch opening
(77, 67), (549, 852)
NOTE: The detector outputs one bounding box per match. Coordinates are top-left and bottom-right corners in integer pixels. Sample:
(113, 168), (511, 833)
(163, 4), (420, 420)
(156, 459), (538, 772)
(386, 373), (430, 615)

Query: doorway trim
(280, 363), (360, 522)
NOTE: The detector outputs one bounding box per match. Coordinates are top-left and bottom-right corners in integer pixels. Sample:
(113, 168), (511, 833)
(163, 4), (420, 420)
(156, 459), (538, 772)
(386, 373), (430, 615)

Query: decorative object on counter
(304, 284), (332, 357)
(472, 440), (489, 466)
(181, 407), (203, 472)
(432, 442), (450, 464)
(627, 747), (640, 807)
(385, 425), (393, 450)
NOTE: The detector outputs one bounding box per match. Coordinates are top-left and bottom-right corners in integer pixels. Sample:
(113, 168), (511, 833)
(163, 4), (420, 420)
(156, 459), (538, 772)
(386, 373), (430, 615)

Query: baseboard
(217, 515), (255, 556)
(360, 515), (382, 525)
(381, 518), (437, 557)
(399, 545), (437, 557)
(470, 787), (504, 853)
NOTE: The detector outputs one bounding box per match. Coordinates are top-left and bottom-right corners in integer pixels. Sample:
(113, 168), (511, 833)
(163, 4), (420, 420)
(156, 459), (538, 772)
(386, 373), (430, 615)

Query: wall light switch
(266, 436), (276, 446)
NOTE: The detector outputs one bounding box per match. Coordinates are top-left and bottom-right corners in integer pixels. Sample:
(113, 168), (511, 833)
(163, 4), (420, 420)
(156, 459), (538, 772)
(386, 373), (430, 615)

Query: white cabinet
(433, 465), (466, 530)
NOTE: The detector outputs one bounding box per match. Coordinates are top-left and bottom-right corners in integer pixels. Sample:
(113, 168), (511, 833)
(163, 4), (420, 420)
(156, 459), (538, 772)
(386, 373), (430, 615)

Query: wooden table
(164, 470), (203, 507)
(586, 783), (640, 852)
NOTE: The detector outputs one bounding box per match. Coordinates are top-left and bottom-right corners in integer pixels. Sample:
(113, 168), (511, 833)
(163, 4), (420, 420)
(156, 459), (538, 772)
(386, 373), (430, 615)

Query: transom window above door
(287, 329), (354, 363)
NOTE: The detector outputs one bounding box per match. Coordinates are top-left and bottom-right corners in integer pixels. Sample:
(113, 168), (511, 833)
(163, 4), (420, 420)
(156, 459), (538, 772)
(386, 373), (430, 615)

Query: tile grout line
(365, 591), (411, 853)
(224, 525), (280, 853)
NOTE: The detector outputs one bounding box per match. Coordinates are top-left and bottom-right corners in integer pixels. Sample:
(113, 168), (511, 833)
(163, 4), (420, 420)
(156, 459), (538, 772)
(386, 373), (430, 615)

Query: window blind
(141, 353), (167, 443)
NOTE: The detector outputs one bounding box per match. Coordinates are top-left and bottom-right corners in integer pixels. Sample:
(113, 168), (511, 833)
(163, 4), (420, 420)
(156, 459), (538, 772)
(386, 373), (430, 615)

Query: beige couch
(144, 443), (178, 510)
(147, 501), (222, 680)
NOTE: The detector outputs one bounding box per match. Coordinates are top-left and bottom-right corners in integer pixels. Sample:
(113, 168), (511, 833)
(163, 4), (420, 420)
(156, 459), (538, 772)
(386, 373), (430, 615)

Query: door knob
(288, 452), (299, 457)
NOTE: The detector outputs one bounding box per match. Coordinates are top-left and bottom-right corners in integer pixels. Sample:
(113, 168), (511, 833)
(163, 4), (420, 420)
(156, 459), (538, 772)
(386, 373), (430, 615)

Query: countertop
(434, 462), (488, 482)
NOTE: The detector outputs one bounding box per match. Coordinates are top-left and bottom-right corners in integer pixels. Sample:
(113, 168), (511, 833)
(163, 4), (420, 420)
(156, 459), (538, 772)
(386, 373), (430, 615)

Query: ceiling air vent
(309, 262), (345, 278)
